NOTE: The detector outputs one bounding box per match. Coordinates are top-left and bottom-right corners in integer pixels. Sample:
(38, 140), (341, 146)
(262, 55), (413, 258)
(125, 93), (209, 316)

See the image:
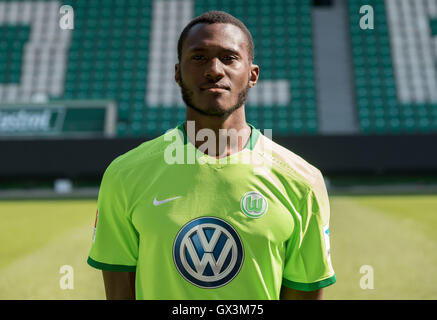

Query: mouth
(203, 87), (228, 93)
(200, 84), (230, 92)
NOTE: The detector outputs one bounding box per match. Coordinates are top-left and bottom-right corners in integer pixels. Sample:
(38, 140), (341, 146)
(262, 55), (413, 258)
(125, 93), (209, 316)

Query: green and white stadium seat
(348, 0), (437, 133)
(0, 0), (318, 136)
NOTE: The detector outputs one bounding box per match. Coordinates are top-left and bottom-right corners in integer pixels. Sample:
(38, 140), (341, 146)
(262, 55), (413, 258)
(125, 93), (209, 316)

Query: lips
(200, 84), (230, 91)
(203, 87), (228, 93)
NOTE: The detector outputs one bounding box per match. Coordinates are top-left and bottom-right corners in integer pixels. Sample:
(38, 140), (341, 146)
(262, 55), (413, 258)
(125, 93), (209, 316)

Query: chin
(189, 96), (241, 117)
(205, 107), (230, 117)
(202, 100), (229, 113)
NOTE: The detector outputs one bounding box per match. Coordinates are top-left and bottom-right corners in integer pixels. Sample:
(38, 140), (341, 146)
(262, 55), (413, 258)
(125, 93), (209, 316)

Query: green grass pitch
(1, 195), (436, 299)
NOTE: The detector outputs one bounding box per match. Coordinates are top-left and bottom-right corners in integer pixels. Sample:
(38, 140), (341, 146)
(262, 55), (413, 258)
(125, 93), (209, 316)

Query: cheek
(232, 72), (250, 92)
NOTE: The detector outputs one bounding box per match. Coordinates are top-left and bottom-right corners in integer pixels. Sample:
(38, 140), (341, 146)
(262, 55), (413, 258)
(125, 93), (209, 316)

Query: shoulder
(105, 126), (182, 177)
(256, 134), (330, 218)
(256, 134), (325, 191)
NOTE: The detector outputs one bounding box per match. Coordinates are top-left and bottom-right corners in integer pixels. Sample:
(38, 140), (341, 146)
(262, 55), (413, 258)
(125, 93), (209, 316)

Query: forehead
(183, 23), (248, 56)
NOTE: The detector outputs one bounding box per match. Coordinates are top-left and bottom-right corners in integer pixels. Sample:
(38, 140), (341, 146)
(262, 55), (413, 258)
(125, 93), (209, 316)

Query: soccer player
(87, 11), (336, 300)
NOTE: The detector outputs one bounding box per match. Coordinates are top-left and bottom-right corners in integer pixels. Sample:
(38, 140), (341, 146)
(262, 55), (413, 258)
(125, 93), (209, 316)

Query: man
(87, 11), (336, 300)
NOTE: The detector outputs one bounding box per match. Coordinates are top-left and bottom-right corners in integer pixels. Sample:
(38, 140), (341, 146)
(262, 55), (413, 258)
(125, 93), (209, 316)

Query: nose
(204, 57), (225, 81)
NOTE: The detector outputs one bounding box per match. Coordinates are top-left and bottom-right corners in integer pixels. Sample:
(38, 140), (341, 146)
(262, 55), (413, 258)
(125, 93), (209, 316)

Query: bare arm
(280, 286), (324, 300)
(102, 271), (136, 300)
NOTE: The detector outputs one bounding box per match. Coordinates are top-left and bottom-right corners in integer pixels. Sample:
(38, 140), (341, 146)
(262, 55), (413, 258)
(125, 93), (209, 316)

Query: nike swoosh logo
(153, 196), (181, 206)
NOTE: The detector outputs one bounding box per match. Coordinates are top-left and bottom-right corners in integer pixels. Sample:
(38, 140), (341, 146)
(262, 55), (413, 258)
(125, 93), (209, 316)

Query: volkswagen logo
(173, 217), (244, 288)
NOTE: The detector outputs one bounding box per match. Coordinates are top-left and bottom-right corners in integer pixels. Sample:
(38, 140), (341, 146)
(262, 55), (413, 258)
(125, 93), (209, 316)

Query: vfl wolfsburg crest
(240, 191), (268, 218)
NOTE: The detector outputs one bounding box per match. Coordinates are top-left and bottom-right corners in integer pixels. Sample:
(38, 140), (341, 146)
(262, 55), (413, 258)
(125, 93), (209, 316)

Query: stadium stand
(348, 0), (437, 133)
(1, 0), (436, 137)
(0, 0), (317, 136)
(1, 0), (437, 185)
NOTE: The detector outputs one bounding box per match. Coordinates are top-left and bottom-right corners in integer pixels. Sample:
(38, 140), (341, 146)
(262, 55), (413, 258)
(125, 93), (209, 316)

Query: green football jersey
(87, 122), (336, 299)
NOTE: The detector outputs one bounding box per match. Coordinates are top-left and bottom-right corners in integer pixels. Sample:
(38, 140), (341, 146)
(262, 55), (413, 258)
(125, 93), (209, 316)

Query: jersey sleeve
(87, 161), (138, 272)
(282, 170), (336, 291)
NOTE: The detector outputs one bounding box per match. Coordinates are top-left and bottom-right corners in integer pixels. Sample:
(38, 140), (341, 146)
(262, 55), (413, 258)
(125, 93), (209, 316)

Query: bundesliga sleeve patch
(92, 209), (98, 243)
(323, 224), (333, 269)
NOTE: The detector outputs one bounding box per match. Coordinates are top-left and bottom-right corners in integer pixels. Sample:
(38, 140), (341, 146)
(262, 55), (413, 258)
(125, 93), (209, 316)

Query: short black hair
(177, 10), (255, 63)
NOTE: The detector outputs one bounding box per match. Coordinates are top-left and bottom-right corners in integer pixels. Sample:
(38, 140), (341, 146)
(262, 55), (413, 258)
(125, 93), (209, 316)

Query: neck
(184, 107), (251, 158)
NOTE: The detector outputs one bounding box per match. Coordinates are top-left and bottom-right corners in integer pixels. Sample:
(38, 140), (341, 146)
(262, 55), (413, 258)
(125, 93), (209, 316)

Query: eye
(222, 55), (236, 61)
(192, 55), (205, 61)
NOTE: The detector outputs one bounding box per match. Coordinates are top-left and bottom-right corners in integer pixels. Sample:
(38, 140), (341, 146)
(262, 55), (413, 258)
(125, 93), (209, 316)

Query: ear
(175, 63), (181, 86)
(248, 64), (259, 88)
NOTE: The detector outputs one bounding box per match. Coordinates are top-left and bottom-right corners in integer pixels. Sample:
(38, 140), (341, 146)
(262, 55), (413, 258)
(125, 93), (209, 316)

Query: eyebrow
(188, 46), (241, 56)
